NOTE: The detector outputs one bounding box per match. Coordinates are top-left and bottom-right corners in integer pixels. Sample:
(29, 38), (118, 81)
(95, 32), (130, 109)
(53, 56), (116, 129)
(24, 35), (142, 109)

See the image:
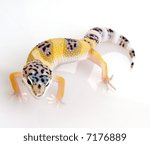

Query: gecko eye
(27, 79), (32, 85)
(27, 76), (33, 85)
(45, 82), (49, 87)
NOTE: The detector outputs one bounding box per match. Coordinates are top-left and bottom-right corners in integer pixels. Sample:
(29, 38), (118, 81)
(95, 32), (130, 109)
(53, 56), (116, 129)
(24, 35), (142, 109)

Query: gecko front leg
(9, 72), (27, 101)
(47, 75), (65, 104)
(88, 49), (116, 90)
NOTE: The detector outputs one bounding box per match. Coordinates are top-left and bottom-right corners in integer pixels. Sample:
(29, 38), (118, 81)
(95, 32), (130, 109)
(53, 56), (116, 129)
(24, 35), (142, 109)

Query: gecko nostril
(38, 84), (41, 89)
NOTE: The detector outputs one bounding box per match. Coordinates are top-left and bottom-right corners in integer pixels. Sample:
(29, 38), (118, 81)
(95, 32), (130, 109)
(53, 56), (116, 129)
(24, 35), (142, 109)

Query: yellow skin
(9, 37), (111, 102)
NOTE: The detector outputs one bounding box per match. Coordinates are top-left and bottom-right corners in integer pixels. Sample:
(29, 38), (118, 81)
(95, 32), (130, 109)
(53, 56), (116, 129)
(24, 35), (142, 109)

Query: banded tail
(84, 27), (135, 68)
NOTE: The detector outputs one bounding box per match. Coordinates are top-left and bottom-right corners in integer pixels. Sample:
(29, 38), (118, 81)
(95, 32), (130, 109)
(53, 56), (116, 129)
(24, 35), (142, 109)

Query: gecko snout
(32, 83), (46, 99)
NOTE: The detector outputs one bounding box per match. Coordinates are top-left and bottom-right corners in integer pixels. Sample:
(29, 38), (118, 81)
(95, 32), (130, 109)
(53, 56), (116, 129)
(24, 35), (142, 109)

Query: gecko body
(9, 27), (135, 101)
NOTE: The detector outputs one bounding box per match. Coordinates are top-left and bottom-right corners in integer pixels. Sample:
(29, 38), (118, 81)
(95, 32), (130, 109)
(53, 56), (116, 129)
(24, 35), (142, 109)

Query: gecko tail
(84, 27), (136, 68)
(129, 49), (135, 68)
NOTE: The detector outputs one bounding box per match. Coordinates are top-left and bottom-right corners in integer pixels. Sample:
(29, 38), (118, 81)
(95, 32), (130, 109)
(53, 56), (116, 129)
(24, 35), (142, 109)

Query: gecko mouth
(32, 91), (44, 100)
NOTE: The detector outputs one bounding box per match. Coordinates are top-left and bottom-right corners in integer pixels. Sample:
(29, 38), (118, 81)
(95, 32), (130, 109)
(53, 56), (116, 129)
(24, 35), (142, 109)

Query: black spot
(119, 41), (123, 46)
(41, 69), (44, 74)
(107, 28), (114, 39)
(39, 64), (43, 67)
(84, 39), (91, 44)
(39, 75), (43, 78)
(92, 27), (103, 33)
(132, 50), (135, 54)
(41, 78), (45, 83)
(23, 66), (28, 70)
(34, 65), (39, 68)
(131, 62), (134, 68)
(70, 46), (73, 50)
(120, 35), (129, 42)
(27, 79), (32, 85)
(107, 28), (114, 33)
(84, 34), (99, 43)
(42, 47), (46, 52)
(32, 69), (38, 75)
(38, 43), (45, 48)
(44, 67), (48, 70)
(38, 84), (41, 89)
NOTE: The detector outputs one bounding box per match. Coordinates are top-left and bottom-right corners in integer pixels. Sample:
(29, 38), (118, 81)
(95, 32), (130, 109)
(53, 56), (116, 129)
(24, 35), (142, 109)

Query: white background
(0, 0), (150, 128)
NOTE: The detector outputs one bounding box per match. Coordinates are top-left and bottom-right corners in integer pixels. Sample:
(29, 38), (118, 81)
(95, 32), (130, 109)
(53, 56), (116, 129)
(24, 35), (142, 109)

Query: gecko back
(27, 38), (92, 69)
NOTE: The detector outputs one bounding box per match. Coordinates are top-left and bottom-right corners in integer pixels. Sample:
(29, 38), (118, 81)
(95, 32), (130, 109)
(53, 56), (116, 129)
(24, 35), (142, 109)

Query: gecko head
(22, 60), (52, 99)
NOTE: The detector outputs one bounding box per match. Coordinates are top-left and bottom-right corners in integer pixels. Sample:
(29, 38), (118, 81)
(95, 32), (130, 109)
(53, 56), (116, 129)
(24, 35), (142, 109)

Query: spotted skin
(23, 60), (52, 77)
(119, 35), (129, 48)
(22, 60), (52, 97)
(84, 33), (99, 43)
(36, 41), (51, 56)
(129, 50), (135, 58)
(84, 27), (135, 67)
(65, 38), (79, 51)
(107, 28), (114, 39)
(63, 38), (83, 58)
(91, 27), (103, 34)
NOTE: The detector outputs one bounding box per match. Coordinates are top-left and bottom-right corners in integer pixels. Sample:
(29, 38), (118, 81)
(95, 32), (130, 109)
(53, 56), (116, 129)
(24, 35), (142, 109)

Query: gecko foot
(102, 75), (116, 91)
(10, 92), (27, 102)
(47, 94), (64, 107)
